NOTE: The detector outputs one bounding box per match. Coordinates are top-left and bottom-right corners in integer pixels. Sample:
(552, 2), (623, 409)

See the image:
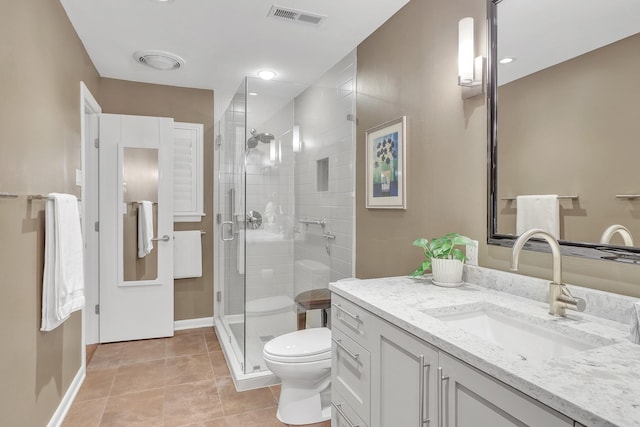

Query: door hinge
(216, 291), (222, 303)
(216, 213), (222, 225)
(346, 113), (357, 123)
(94, 138), (99, 148)
(94, 221), (99, 232)
(94, 304), (100, 315)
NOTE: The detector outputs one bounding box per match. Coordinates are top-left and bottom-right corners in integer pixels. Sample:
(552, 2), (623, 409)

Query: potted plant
(410, 233), (476, 286)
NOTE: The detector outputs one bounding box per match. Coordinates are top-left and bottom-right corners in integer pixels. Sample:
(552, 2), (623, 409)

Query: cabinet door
(333, 327), (371, 424)
(333, 390), (369, 427)
(439, 352), (573, 427)
(371, 318), (438, 427)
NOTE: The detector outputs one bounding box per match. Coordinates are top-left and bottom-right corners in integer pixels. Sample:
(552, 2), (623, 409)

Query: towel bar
(0, 192), (18, 199)
(501, 195), (578, 201)
(28, 194), (82, 201)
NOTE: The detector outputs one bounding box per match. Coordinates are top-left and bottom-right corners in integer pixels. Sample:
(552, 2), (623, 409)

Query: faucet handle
(558, 285), (587, 312)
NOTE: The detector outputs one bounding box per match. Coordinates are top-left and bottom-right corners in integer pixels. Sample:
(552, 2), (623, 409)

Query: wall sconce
(458, 17), (484, 99)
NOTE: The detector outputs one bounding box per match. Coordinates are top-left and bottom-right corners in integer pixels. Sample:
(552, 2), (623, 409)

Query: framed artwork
(365, 116), (407, 209)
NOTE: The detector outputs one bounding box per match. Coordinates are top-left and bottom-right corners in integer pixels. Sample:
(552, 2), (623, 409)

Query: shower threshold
(214, 315), (280, 391)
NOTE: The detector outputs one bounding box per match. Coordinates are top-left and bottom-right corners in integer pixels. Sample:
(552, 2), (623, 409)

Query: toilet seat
(263, 328), (331, 363)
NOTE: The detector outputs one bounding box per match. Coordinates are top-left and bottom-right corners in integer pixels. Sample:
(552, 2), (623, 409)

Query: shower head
(247, 128), (275, 149)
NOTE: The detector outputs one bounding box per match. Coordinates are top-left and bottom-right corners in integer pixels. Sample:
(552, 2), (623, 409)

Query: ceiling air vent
(267, 5), (326, 26)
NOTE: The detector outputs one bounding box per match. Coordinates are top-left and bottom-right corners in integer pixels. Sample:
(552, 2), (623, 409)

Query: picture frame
(365, 116), (407, 209)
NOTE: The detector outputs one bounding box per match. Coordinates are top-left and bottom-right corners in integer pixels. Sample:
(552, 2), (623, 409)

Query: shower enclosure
(214, 51), (356, 389)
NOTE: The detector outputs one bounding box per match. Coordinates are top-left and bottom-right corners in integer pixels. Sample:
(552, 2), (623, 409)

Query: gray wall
(355, 0), (640, 298)
(0, 0), (100, 425)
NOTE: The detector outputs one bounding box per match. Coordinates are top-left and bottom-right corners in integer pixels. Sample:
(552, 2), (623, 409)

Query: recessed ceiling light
(257, 70), (277, 80)
(134, 50), (184, 70)
(499, 57), (516, 64)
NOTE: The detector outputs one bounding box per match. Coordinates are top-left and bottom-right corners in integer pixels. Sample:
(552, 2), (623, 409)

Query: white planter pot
(431, 258), (464, 287)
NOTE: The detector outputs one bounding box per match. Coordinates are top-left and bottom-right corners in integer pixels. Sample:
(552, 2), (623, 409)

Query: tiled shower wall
(294, 50), (357, 285)
(218, 50), (356, 321)
(244, 101), (296, 303)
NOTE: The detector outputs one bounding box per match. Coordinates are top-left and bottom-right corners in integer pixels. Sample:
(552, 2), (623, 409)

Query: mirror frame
(487, 0), (640, 265)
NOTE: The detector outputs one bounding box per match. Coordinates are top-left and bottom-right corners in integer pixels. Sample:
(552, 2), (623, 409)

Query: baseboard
(174, 316), (214, 331)
(47, 365), (86, 427)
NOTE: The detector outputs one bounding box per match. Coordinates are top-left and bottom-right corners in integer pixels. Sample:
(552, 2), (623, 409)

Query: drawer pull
(419, 356), (431, 425)
(332, 303), (360, 321)
(332, 338), (360, 361)
(437, 367), (450, 427)
(332, 402), (360, 427)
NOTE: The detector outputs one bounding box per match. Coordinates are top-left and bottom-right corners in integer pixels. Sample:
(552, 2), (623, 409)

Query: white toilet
(263, 327), (332, 425)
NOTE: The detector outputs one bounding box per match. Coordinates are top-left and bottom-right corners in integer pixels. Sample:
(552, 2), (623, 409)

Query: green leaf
(410, 269), (423, 277)
(451, 248), (466, 262)
(412, 238), (429, 250)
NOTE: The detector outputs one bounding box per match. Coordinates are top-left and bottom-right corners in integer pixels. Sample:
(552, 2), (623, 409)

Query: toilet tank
(294, 259), (330, 294)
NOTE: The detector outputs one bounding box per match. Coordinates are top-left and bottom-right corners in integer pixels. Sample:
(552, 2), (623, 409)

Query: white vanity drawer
(331, 293), (372, 348)
(332, 389), (370, 427)
(332, 326), (371, 425)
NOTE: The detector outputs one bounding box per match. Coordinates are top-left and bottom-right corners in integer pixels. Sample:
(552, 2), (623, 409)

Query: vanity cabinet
(370, 316), (438, 427)
(331, 293), (576, 427)
(439, 352), (572, 427)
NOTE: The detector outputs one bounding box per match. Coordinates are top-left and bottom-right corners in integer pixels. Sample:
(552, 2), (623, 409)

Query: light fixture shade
(134, 50), (184, 70)
(258, 70), (277, 80)
(292, 125), (301, 152)
(458, 17), (475, 85)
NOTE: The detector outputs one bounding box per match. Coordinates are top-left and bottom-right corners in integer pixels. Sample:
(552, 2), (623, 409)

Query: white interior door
(99, 113), (174, 343)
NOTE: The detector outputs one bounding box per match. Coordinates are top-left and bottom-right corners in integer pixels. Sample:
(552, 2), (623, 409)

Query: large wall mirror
(488, 0), (640, 262)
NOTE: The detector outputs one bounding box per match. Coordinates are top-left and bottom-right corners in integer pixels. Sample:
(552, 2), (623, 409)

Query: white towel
(41, 193), (85, 332)
(174, 231), (202, 279)
(630, 302), (640, 345)
(516, 195), (560, 239)
(138, 201), (154, 258)
(237, 229), (245, 275)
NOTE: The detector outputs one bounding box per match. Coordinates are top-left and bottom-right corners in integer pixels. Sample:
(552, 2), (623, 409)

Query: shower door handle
(220, 221), (234, 241)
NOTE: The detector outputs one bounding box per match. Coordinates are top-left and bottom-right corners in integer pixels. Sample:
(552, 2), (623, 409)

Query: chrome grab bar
(151, 235), (170, 242)
(331, 402), (360, 427)
(299, 217), (326, 227)
(332, 338), (359, 361)
(331, 303), (360, 321)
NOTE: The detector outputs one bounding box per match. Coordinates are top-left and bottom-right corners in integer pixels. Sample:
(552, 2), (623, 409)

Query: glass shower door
(217, 82), (247, 371)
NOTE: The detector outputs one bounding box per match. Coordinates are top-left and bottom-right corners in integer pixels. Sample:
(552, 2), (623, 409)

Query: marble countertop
(330, 270), (640, 427)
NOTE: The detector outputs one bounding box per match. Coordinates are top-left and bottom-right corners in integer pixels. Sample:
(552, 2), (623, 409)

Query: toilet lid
(263, 327), (331, 363)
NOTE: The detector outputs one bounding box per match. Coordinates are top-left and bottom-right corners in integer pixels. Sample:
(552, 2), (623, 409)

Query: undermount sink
(432, 304), (613, 361)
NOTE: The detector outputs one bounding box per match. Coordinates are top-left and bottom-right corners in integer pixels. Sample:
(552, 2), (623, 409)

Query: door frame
(80, 82), (101, 351)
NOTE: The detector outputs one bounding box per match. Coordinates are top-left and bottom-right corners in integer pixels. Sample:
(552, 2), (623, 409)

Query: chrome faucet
(510, 229), (586, 317)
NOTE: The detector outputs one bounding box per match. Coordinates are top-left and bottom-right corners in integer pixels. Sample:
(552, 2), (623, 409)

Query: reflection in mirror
(123, 147), (159, 281)
(488, 0), (640, 261)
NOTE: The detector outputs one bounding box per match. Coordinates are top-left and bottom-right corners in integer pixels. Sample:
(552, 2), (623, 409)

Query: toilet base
(275, 379), (331, 425)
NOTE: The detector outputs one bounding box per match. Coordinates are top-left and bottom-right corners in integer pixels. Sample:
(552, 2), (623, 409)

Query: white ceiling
(59, 0), (409, 119)
(498, 0), (640, 85)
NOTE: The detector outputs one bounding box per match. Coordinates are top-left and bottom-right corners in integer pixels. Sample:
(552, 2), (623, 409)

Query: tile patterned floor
(63, 327), (331, 427)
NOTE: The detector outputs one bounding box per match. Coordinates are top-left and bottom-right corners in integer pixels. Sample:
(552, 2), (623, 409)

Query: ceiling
(59, 0), (409, 119)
